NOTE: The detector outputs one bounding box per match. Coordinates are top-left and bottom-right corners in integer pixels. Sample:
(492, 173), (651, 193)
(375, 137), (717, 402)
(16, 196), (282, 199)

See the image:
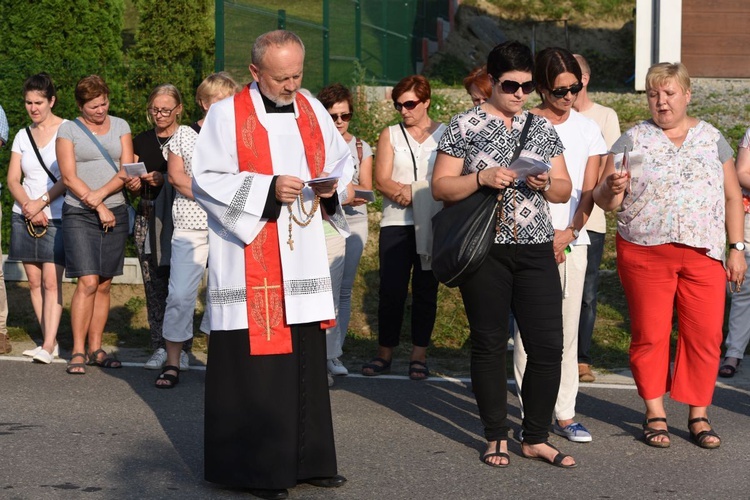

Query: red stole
(234, 85), (333, 355)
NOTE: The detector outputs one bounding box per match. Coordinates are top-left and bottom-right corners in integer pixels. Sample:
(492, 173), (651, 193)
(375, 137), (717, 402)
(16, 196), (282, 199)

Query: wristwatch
(730, 242), (746, 251)
(41, 194), (49, 205)
(543, 177), (552, 192)
(568, 225), (580, 239)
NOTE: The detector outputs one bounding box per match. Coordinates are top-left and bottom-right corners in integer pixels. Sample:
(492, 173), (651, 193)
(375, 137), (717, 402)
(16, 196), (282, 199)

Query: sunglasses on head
(493, 79), (536, 95)
(550, 82), (583, 98)
(394, 100), (421, 112)
(330, 112), (353, 122)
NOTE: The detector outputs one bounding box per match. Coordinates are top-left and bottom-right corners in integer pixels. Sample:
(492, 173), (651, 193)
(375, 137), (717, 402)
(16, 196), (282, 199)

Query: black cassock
(204, 323), (338, 489)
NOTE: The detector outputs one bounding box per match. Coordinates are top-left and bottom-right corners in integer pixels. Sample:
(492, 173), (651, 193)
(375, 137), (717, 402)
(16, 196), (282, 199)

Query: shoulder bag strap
(398, 122), (418, 181)
(73, 118), (119, 174)
(25, 126), (59, 184)
(511, 113), (535, 163)
(355, 137), (363, 164)
(73, 118), (131, 204)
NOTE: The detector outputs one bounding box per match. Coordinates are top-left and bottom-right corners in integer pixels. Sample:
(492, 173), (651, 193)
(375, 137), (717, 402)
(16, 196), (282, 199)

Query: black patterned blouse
(438, 108), (564, 244)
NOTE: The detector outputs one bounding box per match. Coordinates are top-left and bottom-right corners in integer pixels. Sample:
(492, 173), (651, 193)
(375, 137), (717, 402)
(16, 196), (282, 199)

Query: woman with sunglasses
(362, 75), (445, 380)
(129, 84), (186, 372)
(432, 41), (575, 468)
(316, 83), (373, 379)
(512, 47), (607, 445)
(595, 62), (744, 449)
(8, 73), (67, 364)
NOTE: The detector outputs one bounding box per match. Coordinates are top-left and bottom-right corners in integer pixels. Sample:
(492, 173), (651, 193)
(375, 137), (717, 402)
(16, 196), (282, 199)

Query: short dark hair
(74, 75), (110, 107)
(23, 73), (56, 103)
(392, 75), (431, 106)
(487, 41), (534, 80)
(534, 47), (582, 94)
(317, 83), (352, 111)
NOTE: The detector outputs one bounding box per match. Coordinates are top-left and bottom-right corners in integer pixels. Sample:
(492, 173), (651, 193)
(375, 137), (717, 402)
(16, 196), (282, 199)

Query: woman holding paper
(57, 74), (132, 373)
(8, 73), (66, 364)
(129, 84), (184, 371)
(595, 62), (744, 449)
(432, 41), (575, 468)
(513, 47), (606, 445)
(317, 83), (373, 377)
(156, 73), (240, 388)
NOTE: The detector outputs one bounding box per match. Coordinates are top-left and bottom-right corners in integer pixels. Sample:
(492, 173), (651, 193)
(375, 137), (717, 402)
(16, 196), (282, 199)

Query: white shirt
(11, 122), (67, 219)
(547, 110), (607, 245)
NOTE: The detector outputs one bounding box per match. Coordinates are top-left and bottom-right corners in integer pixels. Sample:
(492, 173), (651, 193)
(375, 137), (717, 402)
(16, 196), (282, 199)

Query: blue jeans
(578, 230), (605, 365)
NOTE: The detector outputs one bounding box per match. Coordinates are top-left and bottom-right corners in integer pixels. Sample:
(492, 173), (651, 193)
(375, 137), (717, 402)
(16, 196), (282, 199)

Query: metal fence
(216, 0), (451, 92)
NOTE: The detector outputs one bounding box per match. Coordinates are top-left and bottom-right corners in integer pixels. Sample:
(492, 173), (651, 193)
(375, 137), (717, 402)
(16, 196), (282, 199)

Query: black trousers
(377, 225), (438, 348)
(460, 242), (563, 445)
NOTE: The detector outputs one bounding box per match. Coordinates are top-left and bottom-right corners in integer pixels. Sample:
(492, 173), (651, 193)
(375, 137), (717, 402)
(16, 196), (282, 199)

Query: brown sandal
(642, 417), (670, 448)
(66, 352), (87, 375)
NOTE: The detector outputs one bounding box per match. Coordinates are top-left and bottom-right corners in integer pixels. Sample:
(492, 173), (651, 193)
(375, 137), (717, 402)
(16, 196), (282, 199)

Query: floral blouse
(438, 108), (564, 244)
(611, 120), (734, 261)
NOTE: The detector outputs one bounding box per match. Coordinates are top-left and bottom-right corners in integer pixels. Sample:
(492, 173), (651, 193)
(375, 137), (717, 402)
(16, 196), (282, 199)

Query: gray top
(58, 116), (131, 209)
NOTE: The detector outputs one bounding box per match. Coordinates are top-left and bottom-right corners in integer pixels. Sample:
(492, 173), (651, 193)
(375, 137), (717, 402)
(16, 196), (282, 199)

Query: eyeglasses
(493, 79), (536, 95)
(330, 112), (353, 122)
(394, 100), (421, 112)
(148, 105), (179, 117)
(550, 82), (583, 99)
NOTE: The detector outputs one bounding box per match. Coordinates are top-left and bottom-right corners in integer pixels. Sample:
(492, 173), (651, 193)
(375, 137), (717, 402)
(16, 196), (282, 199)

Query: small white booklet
(354, 189), (376, 202)
(123, 162), (148, 177)
(508, 156), (550, 178)
(306, 155), (348, 184)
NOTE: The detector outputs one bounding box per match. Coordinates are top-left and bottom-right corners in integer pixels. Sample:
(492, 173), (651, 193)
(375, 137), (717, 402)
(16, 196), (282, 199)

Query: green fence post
(355, 0), (362, 63)
(215, 0), (225, 72)
(323, 0), (330, 86)
(278, 9), (286, 30)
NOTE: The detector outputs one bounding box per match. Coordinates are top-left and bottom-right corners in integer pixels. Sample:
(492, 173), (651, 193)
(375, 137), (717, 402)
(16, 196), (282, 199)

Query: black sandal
(408, 360), (430, 380)
(362, 357), (391, 376)
(155, 365), (180, 389)
(688, 417), (721, 449)
(66, 352), (87, 375)
(642, 417), (671, 448)
(522, 441), (577, 468)
(87, 348), (122, 369)
(481, 441), (509, 468)
(718, 358), (740, 378)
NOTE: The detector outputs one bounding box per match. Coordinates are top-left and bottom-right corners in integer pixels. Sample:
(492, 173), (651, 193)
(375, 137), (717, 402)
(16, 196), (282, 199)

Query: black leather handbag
(431, 115), (534, 287)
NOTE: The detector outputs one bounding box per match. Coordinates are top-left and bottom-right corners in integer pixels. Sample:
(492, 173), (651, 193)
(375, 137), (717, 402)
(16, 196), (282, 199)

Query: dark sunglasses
(550, 82), (583, 98)
(494, 79), (536, 95)
(394, 100), (421, 112)
(330, 112), (353, 122)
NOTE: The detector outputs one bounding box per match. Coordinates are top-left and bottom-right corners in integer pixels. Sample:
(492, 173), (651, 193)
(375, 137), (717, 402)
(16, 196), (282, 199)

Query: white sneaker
(23, 343), (59, 358)
(553, 422), (593, 443)
(33, 348), (54, 364)
(145, 348), (167, 370)
(179, 351), (190, 371)
(327, 358), (349, 376)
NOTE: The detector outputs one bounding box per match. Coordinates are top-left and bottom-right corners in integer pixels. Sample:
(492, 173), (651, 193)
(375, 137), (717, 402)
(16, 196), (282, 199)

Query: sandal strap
(644, 417), (667, 425)
(162, 365), (181, 373)
(688, 417), (710, 427)
(70, 352), (87, 362)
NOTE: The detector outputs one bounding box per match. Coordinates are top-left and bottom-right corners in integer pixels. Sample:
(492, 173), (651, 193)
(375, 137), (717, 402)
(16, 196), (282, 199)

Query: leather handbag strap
(25, 127), (59, 184)
(73, 118), (132, 205)
(511, 113), (534, 163)
(398, 122), (418, 181)
(73, 118), (119, 174)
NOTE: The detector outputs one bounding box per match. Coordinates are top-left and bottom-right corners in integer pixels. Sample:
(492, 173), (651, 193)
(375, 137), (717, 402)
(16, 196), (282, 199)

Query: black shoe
(248, 488), (289, 499)
(302, 475), (347, 488)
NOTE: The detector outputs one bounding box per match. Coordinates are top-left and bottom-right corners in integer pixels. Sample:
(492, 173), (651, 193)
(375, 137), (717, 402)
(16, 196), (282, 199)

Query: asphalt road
(1, 357), (749, 499)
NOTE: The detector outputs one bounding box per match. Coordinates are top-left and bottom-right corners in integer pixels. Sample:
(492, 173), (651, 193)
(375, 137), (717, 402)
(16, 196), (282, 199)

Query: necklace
(155, 133), (172, 151)
(286, 193), (321, 251)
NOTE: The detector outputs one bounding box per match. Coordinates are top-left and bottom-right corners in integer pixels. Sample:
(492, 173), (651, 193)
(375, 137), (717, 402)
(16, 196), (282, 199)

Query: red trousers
(617, 235), (725, 406)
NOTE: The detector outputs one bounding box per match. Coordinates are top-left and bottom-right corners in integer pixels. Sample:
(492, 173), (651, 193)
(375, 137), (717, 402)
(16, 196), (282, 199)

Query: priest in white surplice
(192, 31), (353, 500)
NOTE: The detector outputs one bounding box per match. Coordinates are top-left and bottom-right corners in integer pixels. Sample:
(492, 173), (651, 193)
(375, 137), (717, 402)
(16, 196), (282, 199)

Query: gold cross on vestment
(252, 278), (281, 340)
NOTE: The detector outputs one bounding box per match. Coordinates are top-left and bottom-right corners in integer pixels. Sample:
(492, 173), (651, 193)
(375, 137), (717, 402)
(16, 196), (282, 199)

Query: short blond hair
(645, 62), (690, 92)
(196, 72), (241, 112)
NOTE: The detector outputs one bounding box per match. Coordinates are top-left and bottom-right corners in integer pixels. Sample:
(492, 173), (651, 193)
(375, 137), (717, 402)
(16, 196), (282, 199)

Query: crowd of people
(0, 28), (746, 499)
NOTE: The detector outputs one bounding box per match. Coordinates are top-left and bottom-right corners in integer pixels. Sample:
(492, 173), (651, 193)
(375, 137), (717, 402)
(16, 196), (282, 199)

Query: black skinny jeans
(377, 225), (438, 348)
(460, 242), (563, 445)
